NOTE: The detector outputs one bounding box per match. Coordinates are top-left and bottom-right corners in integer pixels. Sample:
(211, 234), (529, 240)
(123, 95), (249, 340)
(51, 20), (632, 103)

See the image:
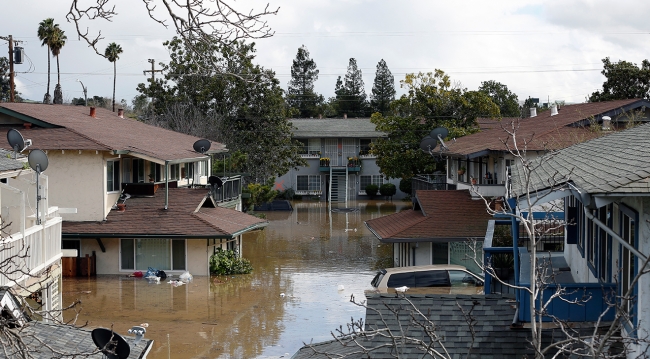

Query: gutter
(230, 221), (269, 237)
(583, 207), (647, 262)
(62, 232), (236, 239)
(364, 221), (383, 240)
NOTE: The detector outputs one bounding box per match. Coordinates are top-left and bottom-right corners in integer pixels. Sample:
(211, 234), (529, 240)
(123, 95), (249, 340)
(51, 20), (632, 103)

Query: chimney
(23, 123), (32, 130)
(89, 107), (96, 118)
(550, 104), (558, 116)
(118, 108), (124, 118)
(602, 116), (612, 130)
(318, 114), (322, 119)
(343, 113), (347, 119)
(529, 108), (537, 118)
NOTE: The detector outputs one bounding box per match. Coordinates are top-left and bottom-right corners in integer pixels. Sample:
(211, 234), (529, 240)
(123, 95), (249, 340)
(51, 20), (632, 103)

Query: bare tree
(469, 118), (650, 359)
(66, 0), (278, 77)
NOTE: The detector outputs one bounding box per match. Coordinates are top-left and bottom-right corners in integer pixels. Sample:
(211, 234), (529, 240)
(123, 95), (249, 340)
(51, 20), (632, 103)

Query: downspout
(583, 207), (647, 262)
(165, 160), (169, 210)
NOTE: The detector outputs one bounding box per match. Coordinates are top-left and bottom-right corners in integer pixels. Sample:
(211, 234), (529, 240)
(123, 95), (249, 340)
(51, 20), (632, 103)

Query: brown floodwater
(62, 200), (407, 359)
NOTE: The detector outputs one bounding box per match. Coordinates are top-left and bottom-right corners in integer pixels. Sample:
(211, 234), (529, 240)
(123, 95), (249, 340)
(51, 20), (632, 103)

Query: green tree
(337, 58), (367, 117)
(50, 27), (67, 104)
(286, 45), (323, 118)
(478, 80), (519, 117)
(0, 57), (11, 102)
(371, 71), (499, 179)
(37, 18), (56, 104)
(137, 37), (305, 181)
(589, 57), (650, 102)
(104, 42), (123, 112)
(370, 59), (395, 114)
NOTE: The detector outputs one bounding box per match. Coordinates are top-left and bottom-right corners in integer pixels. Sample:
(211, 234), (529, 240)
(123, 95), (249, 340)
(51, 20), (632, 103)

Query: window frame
(106, 159), (120, 193)
(618, 203), (638, 327)
(296, 175), (321, 192)
(119, 238), (187, 272)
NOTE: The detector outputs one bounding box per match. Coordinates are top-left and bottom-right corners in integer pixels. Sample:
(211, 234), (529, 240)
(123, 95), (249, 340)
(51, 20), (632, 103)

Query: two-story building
(0, 103), (267, 276)
(275, 117), (405, 202)
(487, 121), (650, 355)
(0, 149), (63, 321)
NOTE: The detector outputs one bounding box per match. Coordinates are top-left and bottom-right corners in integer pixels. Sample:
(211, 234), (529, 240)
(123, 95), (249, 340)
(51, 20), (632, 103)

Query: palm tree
(37, 18), (56, 104)
(50, 27), (67, 104)
(104, 42), (123, 112)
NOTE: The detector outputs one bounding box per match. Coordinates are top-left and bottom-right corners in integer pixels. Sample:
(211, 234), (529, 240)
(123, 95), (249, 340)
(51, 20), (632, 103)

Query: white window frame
(296, 175), (321, 194)
(308, 138), (321, 155)
(359, 175), (385, 195)
(107, 159), (120, 193)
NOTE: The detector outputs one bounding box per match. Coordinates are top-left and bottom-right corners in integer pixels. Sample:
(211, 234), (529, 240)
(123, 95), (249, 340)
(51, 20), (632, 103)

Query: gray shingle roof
(3, 322), (152, 359)
(511, 122), (650, 197)
(290, 118), (385, 138)
(292, 294), (533, 359)
(0, 149), (26, 173)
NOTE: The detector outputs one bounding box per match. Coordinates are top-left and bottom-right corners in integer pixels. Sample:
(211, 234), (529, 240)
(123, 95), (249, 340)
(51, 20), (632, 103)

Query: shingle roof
(364, 190), (492, 242)
(5, 322), (152, 359)
(0, 103), (226, 161)
(511, 121), (650, 197)
(292, 294), (533, 359)
(0, 149), (26, 173)
(0, 127), (111, 151)
(62, 188), (267, 238)
(290, 118), (385, 138)
(447, 99), (647, 158)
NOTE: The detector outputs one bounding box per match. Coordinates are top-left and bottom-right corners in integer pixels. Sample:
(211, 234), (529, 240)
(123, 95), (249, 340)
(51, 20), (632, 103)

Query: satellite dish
(193, 139), (211, 154)
(208, 175), (223, 188)
(91, 328), (131, 359)
(419, 136), (438, 152)
(430, 127), (449, 140)
(7, 129), (25, 158)
(28, 150), (49, 173)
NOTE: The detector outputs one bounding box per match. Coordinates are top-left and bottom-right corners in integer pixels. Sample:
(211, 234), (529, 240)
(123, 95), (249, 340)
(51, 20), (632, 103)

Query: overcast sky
(3, 0), (650, 106)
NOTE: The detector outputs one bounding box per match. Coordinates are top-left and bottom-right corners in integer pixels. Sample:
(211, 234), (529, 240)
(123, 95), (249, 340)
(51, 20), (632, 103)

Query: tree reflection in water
(62, 199), (406, 359)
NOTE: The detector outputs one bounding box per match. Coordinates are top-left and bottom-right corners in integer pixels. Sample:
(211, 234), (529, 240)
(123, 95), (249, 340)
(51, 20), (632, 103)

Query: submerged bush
(209, 248), (253, 275)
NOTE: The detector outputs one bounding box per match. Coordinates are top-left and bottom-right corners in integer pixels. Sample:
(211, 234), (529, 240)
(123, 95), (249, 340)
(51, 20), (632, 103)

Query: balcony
(0, 216), (63, 288)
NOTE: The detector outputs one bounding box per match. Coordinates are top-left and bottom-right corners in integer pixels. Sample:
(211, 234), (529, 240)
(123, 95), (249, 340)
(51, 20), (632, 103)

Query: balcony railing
(212, 176), (242, 203)
(0, 217), (63, 287)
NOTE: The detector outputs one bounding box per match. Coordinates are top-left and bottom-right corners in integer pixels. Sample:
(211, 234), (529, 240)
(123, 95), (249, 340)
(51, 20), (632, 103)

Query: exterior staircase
(328, 166), (348, 203)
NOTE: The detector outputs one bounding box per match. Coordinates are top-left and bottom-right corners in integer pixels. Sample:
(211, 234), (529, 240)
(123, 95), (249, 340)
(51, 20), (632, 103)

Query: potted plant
(457, 166), (466, 175)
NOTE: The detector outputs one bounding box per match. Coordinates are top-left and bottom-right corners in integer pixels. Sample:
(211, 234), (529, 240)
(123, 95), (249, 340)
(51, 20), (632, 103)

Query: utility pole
(0, 35), (18, 102)
(143, 59), (162, 83)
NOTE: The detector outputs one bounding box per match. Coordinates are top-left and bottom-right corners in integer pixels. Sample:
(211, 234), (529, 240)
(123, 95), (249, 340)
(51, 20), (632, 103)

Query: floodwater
(62, 200), (407, 359)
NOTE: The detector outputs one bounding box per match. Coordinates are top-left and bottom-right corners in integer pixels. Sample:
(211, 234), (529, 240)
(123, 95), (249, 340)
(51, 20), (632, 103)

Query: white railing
(0, 217), (63, 287)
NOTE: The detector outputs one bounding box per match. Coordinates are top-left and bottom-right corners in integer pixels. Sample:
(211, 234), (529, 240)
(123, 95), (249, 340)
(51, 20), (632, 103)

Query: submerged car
(370, 264), (484, 294)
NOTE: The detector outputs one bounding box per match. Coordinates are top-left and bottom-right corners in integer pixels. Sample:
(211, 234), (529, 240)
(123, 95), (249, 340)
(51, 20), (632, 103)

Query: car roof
(380, 264), (470, 274)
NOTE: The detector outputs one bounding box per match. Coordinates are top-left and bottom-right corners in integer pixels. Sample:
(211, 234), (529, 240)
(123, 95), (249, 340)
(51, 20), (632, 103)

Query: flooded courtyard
(62, 200), (407, 359)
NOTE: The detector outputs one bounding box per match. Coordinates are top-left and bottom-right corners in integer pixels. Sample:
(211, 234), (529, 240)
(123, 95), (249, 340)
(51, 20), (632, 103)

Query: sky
(2, 0), (650, 106)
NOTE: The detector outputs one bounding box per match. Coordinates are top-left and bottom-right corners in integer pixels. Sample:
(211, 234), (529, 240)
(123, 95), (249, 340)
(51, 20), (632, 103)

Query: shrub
(379, 183), (397, 198)
(209, 248), (253, 275)
(399, 178), (412, 196)
(365, 184), (379, 197)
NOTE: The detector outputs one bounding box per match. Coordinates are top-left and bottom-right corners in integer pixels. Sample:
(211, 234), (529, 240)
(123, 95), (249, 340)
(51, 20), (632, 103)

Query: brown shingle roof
(62, 188), (267, 238)
(448, 99), (646, 158)
(0, 127), (110, 151)
(364, 190), (492, 242)
(0, 103), (227, 161)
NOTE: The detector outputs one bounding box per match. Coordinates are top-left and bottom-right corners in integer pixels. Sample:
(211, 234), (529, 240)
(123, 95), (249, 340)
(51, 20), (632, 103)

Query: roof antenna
(28, 149), (48, 225)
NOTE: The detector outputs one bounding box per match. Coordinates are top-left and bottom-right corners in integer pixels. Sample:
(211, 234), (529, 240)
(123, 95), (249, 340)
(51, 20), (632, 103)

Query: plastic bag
(131, 271), (144, 278)
(145, 267), (157, 278)
(156, 270), (167, 280)
(179, 271), (193, 283)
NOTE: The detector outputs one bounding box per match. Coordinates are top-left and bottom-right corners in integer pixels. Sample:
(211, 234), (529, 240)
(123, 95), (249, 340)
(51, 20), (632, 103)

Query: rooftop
(62, 188), (267, 238)
(290, 117), (385, 138)
(365, 190), (492, 242)
(447, 99), (648, 158)
(511, 121), (650, 197)
(0, 103), (227, 162)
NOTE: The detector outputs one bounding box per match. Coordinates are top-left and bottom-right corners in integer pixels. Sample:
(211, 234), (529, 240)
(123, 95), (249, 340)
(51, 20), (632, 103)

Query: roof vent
(118, 108), (124, 118)
(529, 107), (537, 118)
(550, 104), (558, 116)
(602, 116), (611, 130)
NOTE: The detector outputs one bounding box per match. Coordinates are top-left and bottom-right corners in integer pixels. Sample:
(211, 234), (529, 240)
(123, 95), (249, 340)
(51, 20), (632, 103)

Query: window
(432, 243), (448, 264)
(169, 164), (180, 180)
(150, 162), (164, 182)
(120, 238), (186, 271)
(297, 175), (320, 191)
(414, 270), (450, 287)
(107, 160), (120, 192)
(386, 273), (416, 288)
(449, 270), (478, 286)
(619, 205), (637, 318)
(360, 175), (385, 191)
(132, 159), (145, 183)
(308, 139), (321, 155)
(360, 139), (372, 155)
(296, 139), (308, 154)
